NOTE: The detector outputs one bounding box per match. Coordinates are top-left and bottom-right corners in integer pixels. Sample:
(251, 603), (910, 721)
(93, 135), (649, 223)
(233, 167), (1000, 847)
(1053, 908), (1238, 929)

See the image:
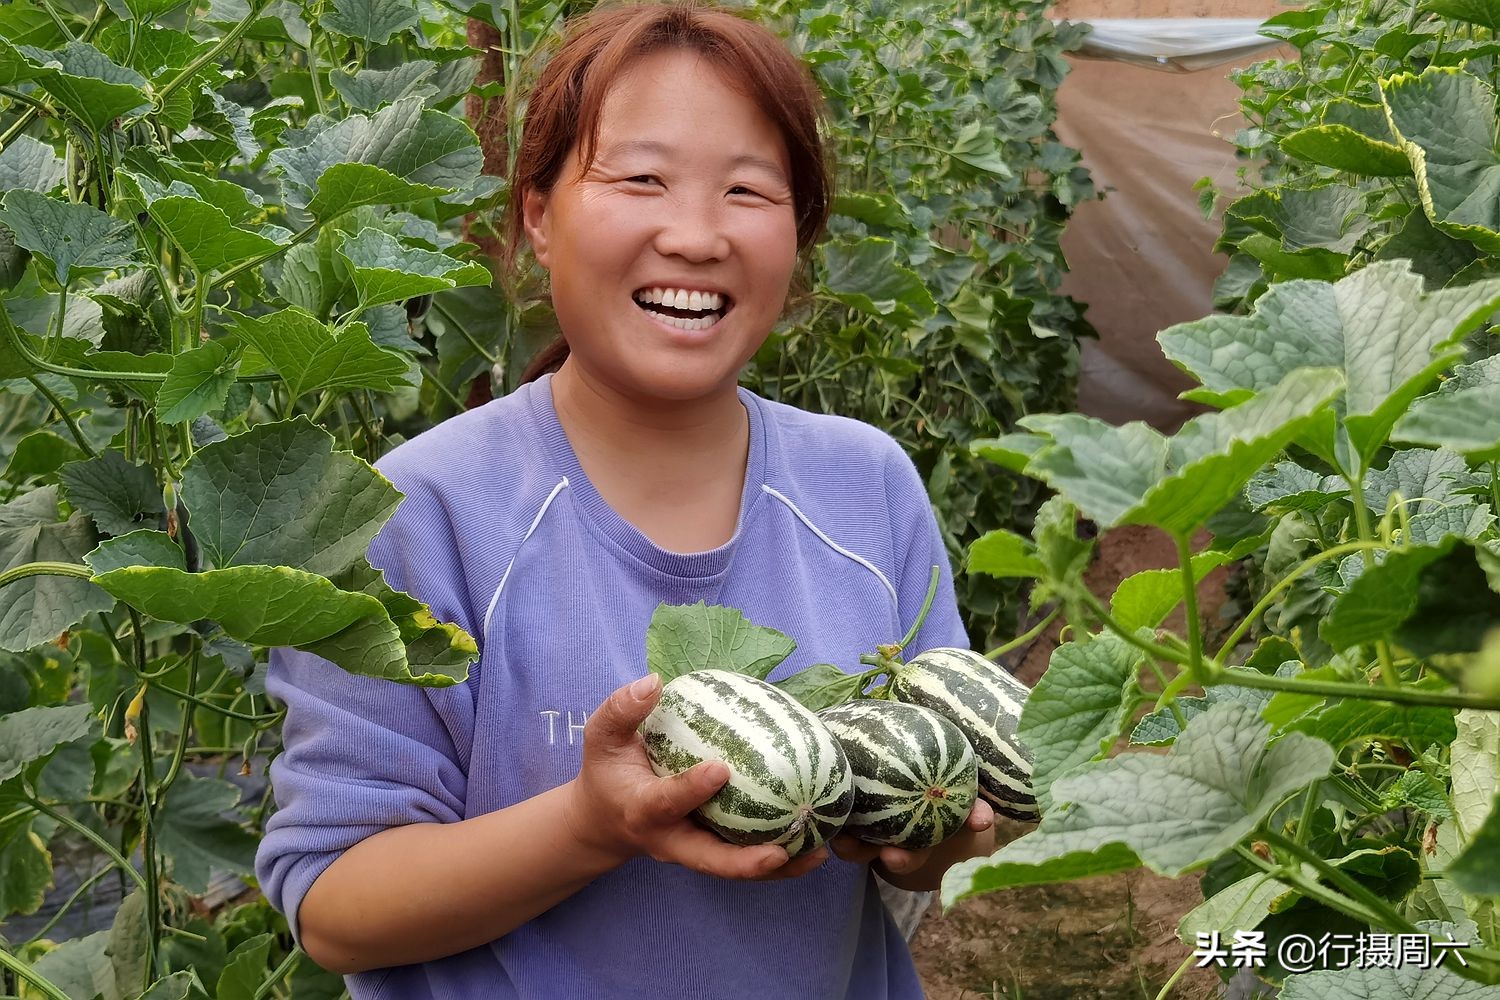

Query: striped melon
(817, 701), (977, 849)
(639, 669), (854, 857)
(888, 648), (1038, 821)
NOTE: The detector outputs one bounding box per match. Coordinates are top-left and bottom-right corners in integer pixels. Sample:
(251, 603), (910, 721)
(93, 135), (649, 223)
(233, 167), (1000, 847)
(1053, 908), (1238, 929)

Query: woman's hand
(828, 798), (996, 892)
(563, 673), (829, 881)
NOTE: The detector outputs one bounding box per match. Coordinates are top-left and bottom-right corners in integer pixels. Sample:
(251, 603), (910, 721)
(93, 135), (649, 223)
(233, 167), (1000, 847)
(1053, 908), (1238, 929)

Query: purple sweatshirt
(254, 371), (968, 999)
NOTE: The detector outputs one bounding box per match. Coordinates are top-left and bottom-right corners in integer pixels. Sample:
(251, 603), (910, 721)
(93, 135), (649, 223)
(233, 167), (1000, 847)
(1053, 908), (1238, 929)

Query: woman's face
(522, 47), (800, 404)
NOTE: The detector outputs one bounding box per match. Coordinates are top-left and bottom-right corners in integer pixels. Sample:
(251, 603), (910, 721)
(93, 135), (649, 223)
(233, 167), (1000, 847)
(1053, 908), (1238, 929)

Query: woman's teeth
(633, 288), (729, 331)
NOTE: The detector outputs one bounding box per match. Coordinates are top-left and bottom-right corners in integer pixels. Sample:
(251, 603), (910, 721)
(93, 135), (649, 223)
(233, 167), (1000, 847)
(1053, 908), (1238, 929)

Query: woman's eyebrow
(601, 139), (787, 179)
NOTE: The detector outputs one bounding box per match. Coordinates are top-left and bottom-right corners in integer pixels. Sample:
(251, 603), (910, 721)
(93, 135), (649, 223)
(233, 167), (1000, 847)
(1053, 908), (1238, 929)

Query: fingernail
(630, 674), (660, 700)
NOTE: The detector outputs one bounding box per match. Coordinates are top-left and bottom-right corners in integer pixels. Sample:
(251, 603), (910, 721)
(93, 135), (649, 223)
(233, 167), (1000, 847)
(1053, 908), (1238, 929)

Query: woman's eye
(729, 186), (760, 197)
(626, 176), (658, 185)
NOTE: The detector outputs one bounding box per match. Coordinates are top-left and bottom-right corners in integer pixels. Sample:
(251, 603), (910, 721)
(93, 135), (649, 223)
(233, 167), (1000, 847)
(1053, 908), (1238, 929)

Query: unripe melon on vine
(639, 669), (853, 857)
(818, 700), (977, 849)
(887, 647), (1038, 821)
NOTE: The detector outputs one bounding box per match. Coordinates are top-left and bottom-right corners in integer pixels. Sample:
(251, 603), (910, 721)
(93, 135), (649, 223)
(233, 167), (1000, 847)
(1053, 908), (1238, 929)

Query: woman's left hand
(828, 798), (996, 891)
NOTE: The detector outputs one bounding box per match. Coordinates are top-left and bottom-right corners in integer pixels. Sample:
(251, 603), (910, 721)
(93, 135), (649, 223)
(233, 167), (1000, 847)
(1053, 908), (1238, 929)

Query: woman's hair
(502, 0), (835, 385)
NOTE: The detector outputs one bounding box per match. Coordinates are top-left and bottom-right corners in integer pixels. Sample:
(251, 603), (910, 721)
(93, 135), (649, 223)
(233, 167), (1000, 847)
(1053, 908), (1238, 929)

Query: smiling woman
(252, 3), (994, 999)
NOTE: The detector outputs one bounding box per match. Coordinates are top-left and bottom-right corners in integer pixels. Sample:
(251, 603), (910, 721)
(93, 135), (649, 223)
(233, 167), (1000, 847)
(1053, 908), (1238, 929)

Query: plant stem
(156, 0), (269, 105)
(1175, 533), (1208, 685)
(144, 678), (285, 725)
(897, 564), (942, 652)
(25, 375), (97, 458)
(155, 643), (199, 807)
(1233, 844), (1386, 927)
(21, 863), (113, 948)
(432, 297), (497, 364)
(1154, 953), (1196, 1000)
(0, 950), (71, 1000)
(1077, 588), (1193, 667)
(1263, 829), (1418, 934)
(24, 795), (148, 894)
(252, 949), (305, 1000)
(1213, 539), (1390, 665)
(0, 561), (93, 589)
(985, 607), (1058, 660)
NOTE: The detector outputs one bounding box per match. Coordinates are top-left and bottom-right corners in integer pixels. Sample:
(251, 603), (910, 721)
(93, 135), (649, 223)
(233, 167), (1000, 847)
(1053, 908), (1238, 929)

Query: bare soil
(912, 525), (1235, 1000)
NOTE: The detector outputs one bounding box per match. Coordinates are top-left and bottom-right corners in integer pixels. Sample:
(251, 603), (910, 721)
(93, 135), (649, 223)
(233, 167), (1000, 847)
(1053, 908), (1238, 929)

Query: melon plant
(640, 669), (853, 858)
(818, 700), (977, 849)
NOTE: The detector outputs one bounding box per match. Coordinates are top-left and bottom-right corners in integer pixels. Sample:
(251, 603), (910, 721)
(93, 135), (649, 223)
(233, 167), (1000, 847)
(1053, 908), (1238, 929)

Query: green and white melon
(817, 701), (977, 849)
(640, 669), (854, 858)
(888, 647), (1038, 821)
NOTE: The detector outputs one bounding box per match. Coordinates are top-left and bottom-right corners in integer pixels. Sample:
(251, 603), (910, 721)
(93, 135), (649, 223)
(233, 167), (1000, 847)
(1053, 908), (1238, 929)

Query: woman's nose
(651, 194), (731, 261)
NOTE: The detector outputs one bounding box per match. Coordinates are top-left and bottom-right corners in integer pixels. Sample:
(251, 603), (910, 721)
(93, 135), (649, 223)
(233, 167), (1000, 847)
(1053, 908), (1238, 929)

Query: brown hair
(501, 0), (835, 385)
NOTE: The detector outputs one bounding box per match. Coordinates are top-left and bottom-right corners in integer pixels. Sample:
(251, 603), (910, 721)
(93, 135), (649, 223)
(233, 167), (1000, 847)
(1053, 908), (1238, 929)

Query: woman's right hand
(563, 673), (829, 881)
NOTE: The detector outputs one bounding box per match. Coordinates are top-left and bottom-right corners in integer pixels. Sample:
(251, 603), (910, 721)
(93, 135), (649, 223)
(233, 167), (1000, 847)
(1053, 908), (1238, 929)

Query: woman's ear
(521, 186), (552, 270)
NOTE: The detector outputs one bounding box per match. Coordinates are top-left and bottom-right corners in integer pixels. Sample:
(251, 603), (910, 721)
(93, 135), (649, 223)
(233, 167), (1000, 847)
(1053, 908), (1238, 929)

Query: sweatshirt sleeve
(253, 473), (478, 952)
(885, 442), (971, 657)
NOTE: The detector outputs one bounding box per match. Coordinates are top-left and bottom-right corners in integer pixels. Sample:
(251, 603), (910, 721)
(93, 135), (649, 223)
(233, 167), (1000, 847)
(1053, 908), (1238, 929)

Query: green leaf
(1179, 869), (1309, 941)
(773, 662), (864, 712)
(320, 0), (419, 44)
(0, 135), (64, 194)
(966, 529), (1044, 579)
(1382, 66), (1500, 253)
(179, 417), (401, 576)
(0, 486), (114, 652)
(943, 702), (1334, 904)
(153, 773), (258, 893)
(1279, 953), (1499, 998)
(1018, 634), (1144, 812)
(1159, 261), (1500, 465)
(0, 703), (95, 782)
(0, 809), (52, 918)
(832, 191), (912, 229)
(819, 237), (937, 325)
(1281, 124), (1411, 177)
(107, 890), (149, 1000)
(1285, 676), (1458, 750)
(156, 341), (239, 424)
(949, 121), (1013, 179)
(31, 929), (114, 1000)
(216, 932), (274, 1000)
(338, 228), (490, 311)
(327, 558), (475, 684)
(1130, 665), (1294, 746)
(1110, 551), (1231, 633)
(644, 601), (797, 684)
(2, 429), (84, 484)
(1324, 539), (1500, 656)
(58, 451), (163, 536)
(85, 529), (184, 575)
(15, 41), (151, 133)
(145, 192), (283, 277)
(1017, 368), (1343, 533)
(1245, 461), (1348, 514)
(328, 60), (438, 111)
(1424, 0), (1500, 29)
(0, 189), (139, 286)
(234, 307), (415, 404)
(271, 96), (483, 217)
(1396, 386), (1500, 461)
(137, 972), (194, 1000)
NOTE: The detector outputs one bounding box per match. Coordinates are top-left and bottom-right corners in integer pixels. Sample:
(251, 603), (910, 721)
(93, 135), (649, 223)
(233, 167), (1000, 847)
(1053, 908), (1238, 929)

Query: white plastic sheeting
(1073, 18), (1280, 72)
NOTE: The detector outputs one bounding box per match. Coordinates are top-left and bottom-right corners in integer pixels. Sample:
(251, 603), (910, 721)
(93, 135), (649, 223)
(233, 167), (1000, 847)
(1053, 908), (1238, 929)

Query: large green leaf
(1449, 791), (1500, 897)
(1325, 539), (1500, 656)
(217, 933), (275, 1000)
(1018, 634), (1144, 812)
(0, 807), (52, 918)
(644, 601), (796, 683)
(1424, 0), (1500, 29)
(337, 227), (490, 311)
(234, 307), (415, 403)
(328, 60), (439, 111)
(14, 41), (151, 133)
(58, 451), (163, 536)
(0, 486), (114, 652)
(155, 341), (239, 424)
(1284, 676), (1458, 750)
(819, 237), (937, 325)
(772, 661), (864, 712)
(0, 703), (95, 783)
(1015, 368), (1343, 533)
(1281, 124), (1411, 177)
(1158, 261), (1500, 464)
(942, 701), (1335, 904)
(1110, 551), (1231, 633)
(0, 135), (64, 194)
(178, 417), (401, 576)
(145, 191), (283, 277)
(1382, 66), (1500, 252)
(1280, 950), (1499, 998)
(153, 773), (258, 894)
(0, 189), (140, 287)
(1395, 362), (1500, 461)
(320, 0), (419, 43)
(270, 96), (483, 217)
(31, 929), (114, 1000)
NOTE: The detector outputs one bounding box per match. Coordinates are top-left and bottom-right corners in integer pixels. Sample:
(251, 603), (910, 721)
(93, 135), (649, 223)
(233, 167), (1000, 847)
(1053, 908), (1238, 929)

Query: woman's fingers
(828, 832), (881, 865)
(659, 824), (791, 879)
(640, 760), (729, 823)
(967, 797), (995, 831)
(877, 844), (933, 874)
